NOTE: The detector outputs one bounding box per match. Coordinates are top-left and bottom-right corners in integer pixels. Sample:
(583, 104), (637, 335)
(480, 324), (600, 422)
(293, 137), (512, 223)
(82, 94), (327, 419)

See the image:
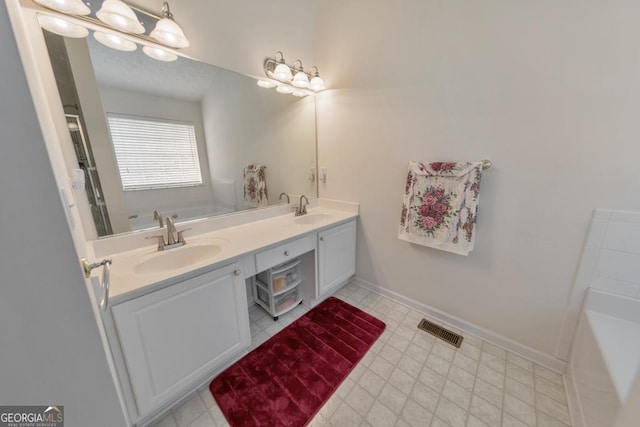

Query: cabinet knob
(320, 237), (324, 241)
(284, 250), (290, 256)
(233, 269), (241, 276)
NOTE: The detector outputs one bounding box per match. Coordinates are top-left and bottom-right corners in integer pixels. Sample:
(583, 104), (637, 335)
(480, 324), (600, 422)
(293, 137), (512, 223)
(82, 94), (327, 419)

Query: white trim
(564, 363), (585, 427)
(352, 275), (568, 373)
(554, 209), (611, 360)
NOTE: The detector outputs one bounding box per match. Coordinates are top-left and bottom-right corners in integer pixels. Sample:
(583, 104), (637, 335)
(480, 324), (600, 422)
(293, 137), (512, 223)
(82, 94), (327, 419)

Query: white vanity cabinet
(317, 219), (357, 297)
(111, 262), (250, 419)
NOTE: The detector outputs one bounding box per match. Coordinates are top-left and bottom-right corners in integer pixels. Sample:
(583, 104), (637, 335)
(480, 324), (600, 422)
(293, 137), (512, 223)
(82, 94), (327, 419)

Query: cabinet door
(318, 220), (356, 296)
(112, 263), (250, 417)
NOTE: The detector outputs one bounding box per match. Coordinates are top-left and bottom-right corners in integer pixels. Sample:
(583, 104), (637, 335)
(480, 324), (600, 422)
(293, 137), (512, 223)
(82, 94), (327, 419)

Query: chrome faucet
(146, 217), (190, 251)
(166, 217), (177, 245)
(153, 210), (164, 228)
(279, 192), (290, 204)
(295, 195), (309, 216)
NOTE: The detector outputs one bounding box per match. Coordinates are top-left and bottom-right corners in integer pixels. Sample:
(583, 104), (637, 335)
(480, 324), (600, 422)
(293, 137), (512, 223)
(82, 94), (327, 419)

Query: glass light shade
(38, 14), (88, 38)
(292, 71), (309, 88)
(142, 46), (178, 62)
(94, 31), (137, 52)
(309, 75), (326, 92)
(150, 18), (189, 48)
(257, 80), (276, 89)
(96, 0), (144, 34)
(34, 0), (90, 15)
(273, 63), (293, 81)
(292, 90), (307, 97)
(276, 85), (294, 94)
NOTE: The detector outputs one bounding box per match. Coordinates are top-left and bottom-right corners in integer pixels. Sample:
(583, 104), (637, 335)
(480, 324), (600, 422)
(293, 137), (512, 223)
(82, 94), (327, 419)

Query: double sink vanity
(4, 3), (354, 425)
(88, 199), (358, 426)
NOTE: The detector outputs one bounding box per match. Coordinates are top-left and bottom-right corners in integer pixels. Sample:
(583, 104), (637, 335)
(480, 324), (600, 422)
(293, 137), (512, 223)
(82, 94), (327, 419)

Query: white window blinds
(107, 115), (203, 191)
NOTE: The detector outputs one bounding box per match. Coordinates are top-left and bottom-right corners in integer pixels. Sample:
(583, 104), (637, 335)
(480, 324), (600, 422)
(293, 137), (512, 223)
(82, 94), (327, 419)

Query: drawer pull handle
(284, 250), (290, 256)
(234, 269), (242, 276)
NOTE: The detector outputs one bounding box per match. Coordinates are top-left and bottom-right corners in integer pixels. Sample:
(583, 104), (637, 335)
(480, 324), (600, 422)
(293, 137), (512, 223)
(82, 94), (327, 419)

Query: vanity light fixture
(34, 1), (189, 62)
(261, 51), (327, 97)
(256, 80), (276, 89)
(142, 45), (177, 62)
(276, 85), (294, 94)
(37, 14), (88, 38)
(34, 0), (90, 15)
(291, 60), (309, 88)
(272, 51), (293, 81)
(149, 2), (189, 48)
(308, 66), (326, 92)
(96, 0), (144, 34)
(94, 31), (137, 51)
(291, 59), (309, 88)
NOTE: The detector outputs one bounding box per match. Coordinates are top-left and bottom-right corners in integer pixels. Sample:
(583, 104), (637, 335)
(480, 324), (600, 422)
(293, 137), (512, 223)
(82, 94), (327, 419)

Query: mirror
(41, 31), (317, 239)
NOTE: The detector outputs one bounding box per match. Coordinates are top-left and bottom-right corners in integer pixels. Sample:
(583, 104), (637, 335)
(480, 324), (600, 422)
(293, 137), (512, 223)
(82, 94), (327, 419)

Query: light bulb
(93, 31), (137, 52)
(257, 80), (276, 89)
(34, 0), (90, 15)
(292, 70), (309, 88)
(309, 75), (326, 92)
(150, 18), (189, 48)
(274, 63), (293, 81)
(96, 0), (144, 34)
(38, 14), (88, 38)
(276, 85), (294, 94)
(142, 46), (178, 62)
(292, 90), (307, 97)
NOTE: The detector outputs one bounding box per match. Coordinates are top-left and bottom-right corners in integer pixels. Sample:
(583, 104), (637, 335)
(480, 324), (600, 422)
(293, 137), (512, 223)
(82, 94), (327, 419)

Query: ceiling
(87, 36), (219, 102)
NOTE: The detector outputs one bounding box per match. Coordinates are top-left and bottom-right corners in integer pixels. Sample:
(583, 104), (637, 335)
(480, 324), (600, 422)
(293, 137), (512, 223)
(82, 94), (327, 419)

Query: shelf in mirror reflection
(41, 29), (318, 240)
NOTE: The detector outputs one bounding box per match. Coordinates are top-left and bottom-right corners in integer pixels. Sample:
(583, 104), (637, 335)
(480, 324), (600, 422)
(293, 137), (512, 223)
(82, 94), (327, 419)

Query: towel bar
(481, 159), (492, 170)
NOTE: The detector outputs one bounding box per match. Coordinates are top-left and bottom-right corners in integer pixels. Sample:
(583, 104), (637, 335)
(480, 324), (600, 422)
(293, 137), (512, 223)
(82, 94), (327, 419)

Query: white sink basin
(294, 213), (332, 225)
(134, 242), (226, 275)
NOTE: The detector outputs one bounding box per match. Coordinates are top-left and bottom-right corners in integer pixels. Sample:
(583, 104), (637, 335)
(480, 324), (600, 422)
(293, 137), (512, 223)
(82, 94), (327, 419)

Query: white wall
(0, 2), (126, 425)
(98, 85), (216, 228)
(314, 0), (640, 359)
(132, 0), (317, 78)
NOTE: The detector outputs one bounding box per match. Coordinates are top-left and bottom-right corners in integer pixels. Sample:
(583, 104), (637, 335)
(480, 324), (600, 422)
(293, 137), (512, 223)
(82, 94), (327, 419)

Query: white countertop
(99, 202), (358, 304)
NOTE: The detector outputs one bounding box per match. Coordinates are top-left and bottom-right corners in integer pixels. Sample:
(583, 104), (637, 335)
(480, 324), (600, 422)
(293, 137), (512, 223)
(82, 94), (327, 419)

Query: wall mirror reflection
(42, 30), (317, 239)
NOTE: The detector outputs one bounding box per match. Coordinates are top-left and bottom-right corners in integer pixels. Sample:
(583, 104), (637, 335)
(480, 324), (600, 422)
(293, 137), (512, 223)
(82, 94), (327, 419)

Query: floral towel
(398, 161), (483, 256)
(243, 164), (268, 207)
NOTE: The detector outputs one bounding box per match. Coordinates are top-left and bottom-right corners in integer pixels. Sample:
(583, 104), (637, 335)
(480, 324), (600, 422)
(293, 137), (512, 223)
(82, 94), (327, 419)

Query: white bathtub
(567, 288), (640, 427)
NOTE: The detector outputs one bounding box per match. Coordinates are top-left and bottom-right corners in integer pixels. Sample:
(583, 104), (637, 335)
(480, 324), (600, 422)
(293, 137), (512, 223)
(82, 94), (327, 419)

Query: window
(107, 114), (203, 191)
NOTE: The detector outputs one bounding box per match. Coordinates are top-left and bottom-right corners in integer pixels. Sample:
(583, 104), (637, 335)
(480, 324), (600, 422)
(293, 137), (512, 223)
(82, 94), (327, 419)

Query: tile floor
(153, 283), (572, 427)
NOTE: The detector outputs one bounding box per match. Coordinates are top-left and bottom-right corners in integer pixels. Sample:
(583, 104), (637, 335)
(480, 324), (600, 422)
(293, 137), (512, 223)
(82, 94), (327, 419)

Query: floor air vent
(417, 318), (464, 348)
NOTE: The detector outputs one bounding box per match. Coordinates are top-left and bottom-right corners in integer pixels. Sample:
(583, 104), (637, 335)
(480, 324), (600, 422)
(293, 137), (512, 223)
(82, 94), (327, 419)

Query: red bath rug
(209, 296), (386, 426)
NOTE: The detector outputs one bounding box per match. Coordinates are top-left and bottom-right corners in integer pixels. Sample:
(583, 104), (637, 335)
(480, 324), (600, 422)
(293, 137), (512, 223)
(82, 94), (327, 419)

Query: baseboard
(352, 276), (567, 373)
(564, 363), (584, 427)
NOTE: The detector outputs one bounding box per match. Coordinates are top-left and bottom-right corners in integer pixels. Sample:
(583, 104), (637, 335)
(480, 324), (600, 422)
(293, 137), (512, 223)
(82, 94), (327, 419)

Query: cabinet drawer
(255, 235), (314, 271)
(274, 286), (299, 313)
(256, 259), (301, 293)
